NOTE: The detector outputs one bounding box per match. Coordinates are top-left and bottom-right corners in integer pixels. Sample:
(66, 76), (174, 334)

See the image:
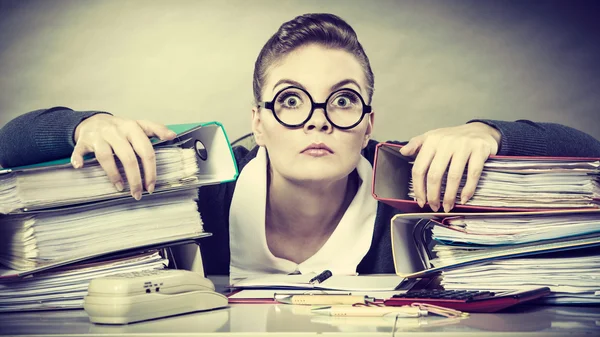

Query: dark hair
(253, 13), (375, 105)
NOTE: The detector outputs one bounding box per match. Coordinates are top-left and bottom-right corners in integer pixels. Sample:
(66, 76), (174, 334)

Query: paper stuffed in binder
(0, 122), (239, 214)
(371, 142), (600, 213)
(390, 209), (600, 279)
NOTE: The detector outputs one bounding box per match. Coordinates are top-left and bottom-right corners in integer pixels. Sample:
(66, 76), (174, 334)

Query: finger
(460, 146), (489, 205)
(126, 125), (157, 194)
(71, 142), (92, 169)
(137, 120), (177, 140)
(442, 149), (470, 213)
(410, 141), (437, 208)
(93, 140), (125, 192)
(399, 135), (425, 157)
(425, 144), (454, 212)
(105, 134), (143, 200)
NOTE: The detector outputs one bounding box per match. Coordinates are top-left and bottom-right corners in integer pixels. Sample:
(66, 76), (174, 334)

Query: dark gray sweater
(2, 107), (600, 275)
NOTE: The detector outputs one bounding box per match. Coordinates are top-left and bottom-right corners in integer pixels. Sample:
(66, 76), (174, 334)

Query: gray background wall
(1, 0), (599, 143)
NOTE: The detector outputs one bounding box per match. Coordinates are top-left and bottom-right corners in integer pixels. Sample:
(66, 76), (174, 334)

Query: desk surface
(0, 304), (599, 336)
(1, 276), (599, 336)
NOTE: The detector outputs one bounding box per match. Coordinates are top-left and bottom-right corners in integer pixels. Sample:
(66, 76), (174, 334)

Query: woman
(1, 13), (599, 278)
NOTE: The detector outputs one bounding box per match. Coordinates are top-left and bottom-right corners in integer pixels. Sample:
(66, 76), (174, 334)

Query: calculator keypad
(392, 289), (495, 302)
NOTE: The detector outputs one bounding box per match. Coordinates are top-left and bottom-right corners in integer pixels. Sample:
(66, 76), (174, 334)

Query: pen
(275, 294), (376, 305)
(311, 305), (427, 318)
(309, 270), (332, 285)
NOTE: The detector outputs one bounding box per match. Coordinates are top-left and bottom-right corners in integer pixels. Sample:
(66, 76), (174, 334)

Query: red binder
(371, 142), (600, 213)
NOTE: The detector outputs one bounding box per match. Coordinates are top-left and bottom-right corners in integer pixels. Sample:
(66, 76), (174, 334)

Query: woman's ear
(362, 111), (375, 149)
(252, 107), (266, 146)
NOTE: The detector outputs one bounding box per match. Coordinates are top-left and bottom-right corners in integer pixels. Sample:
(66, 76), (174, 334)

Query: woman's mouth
(301, 143), (334, 157)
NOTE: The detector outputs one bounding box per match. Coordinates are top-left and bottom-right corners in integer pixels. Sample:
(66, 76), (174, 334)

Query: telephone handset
(84, 269), (228, 324)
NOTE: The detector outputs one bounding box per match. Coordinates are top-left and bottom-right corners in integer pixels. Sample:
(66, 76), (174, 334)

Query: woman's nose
(304, 107), (331, 132)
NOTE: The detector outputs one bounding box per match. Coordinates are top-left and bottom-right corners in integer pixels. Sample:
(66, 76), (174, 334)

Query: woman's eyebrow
(271, 78), (363, 95)
(330, 79), (362, 93)
(272, 79), (306, 93)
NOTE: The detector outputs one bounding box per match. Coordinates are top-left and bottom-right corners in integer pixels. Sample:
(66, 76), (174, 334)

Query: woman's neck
(265, 167), (359, 263)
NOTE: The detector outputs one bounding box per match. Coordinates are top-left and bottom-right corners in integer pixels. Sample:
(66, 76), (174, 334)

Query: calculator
(383, 287), (551, 313)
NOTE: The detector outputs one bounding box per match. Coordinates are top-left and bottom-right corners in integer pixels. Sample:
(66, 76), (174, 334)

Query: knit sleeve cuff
(467, 119), (547, 156)
(34, 107), (112, 158)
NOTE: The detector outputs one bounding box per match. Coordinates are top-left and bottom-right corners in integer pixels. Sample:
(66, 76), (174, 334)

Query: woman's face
(252, 44), (374, 185)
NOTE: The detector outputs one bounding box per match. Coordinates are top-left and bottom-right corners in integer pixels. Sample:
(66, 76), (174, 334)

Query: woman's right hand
(71, 114), (177, 200)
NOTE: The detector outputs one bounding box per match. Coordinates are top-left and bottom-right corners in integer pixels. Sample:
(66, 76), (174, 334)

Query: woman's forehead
(264, 45), (368, 100)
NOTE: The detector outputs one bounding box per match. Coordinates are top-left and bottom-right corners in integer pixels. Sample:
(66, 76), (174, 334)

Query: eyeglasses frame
(258, 86), (372, 130)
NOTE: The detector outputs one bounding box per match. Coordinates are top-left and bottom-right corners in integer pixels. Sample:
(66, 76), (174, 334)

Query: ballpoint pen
(309, 270), (332, 285)
(311, 305), (427, 318)
(275, 294), (376, 305)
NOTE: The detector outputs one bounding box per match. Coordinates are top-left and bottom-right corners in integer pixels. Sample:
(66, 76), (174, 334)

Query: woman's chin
(288, 165), (350, 183)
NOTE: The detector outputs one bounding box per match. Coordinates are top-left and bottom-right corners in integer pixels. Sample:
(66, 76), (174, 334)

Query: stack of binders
(0, 122), (238, 312)
(372, 142), (600, 305)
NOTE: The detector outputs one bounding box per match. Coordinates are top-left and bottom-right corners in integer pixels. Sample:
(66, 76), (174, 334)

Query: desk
(1, 277), (598, 336)
(1, 305), (599, 336)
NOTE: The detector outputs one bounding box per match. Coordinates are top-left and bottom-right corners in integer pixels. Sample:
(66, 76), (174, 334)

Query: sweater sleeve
(469, 119), (600, 157)
(0, 107), (111, 168)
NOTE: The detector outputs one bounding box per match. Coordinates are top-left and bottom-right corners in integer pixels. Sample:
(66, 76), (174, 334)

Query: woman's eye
(284, 96), (300, 107)
(335, 97), (350, 107)
(331, 94), (358, 108)
(277, 93), (303, 108)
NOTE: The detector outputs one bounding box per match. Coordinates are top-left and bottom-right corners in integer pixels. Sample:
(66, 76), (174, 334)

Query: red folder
(371, 142), (600, 213)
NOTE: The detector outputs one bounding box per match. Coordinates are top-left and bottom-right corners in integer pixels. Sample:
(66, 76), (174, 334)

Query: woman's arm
(0, 108), (175, 200)
(0, 107), (110, 168)
(471, 119), (600, 157)
(400, 120), (600, 212)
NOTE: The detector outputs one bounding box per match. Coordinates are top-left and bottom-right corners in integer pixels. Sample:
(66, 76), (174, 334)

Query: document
(372, 142), (600, 212)
(230, 274), (407, 292)
(432, 213), (600, 245)
(0, 122), (239, 214)
(390, 210), (600, 304)
(0, 190), (206, 272)
(440, 253), (600, 304)
(0, 251), (168, 312)
(228, 289), (406, 303)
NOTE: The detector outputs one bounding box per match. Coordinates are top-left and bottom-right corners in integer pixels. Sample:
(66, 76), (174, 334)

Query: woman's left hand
(399, 122), (502, 212)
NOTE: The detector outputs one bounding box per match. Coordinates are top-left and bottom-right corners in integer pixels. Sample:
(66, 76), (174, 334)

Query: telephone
(83, 269), (228, 324)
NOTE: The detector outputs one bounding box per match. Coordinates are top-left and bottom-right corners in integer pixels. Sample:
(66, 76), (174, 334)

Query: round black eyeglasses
(258, 86), (372, 130)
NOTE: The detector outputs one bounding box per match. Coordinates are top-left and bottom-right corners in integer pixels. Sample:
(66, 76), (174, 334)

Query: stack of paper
(0, 146), (201, 214)
(0, 250), (168, 312)
(0, 190), (204, 271)
(418, 211), (600, 304)
(0, 122), (239, 312)
(440, 253), (600, 304)
(227, 274), (408, 303)
(408, 158), (600, 209)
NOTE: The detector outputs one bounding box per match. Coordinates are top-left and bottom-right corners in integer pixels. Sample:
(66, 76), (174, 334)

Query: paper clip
(410, 302), (469, 318)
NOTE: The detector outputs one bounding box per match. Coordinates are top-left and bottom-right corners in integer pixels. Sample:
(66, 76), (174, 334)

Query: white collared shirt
(229, 147), (378, 282)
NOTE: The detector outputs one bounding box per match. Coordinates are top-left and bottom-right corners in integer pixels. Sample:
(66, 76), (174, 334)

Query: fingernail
(430, 203), (440, 212)
(417, 198), (425, 208)
(71, 158), (81, 169)
(133, 191), (142, 200)
(147, 183), (155, 194)
(460, 196), (468, 205)
(114, 181), (124, 192)
(167, 131), (177, 138)
(443, 203), (453, 213)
